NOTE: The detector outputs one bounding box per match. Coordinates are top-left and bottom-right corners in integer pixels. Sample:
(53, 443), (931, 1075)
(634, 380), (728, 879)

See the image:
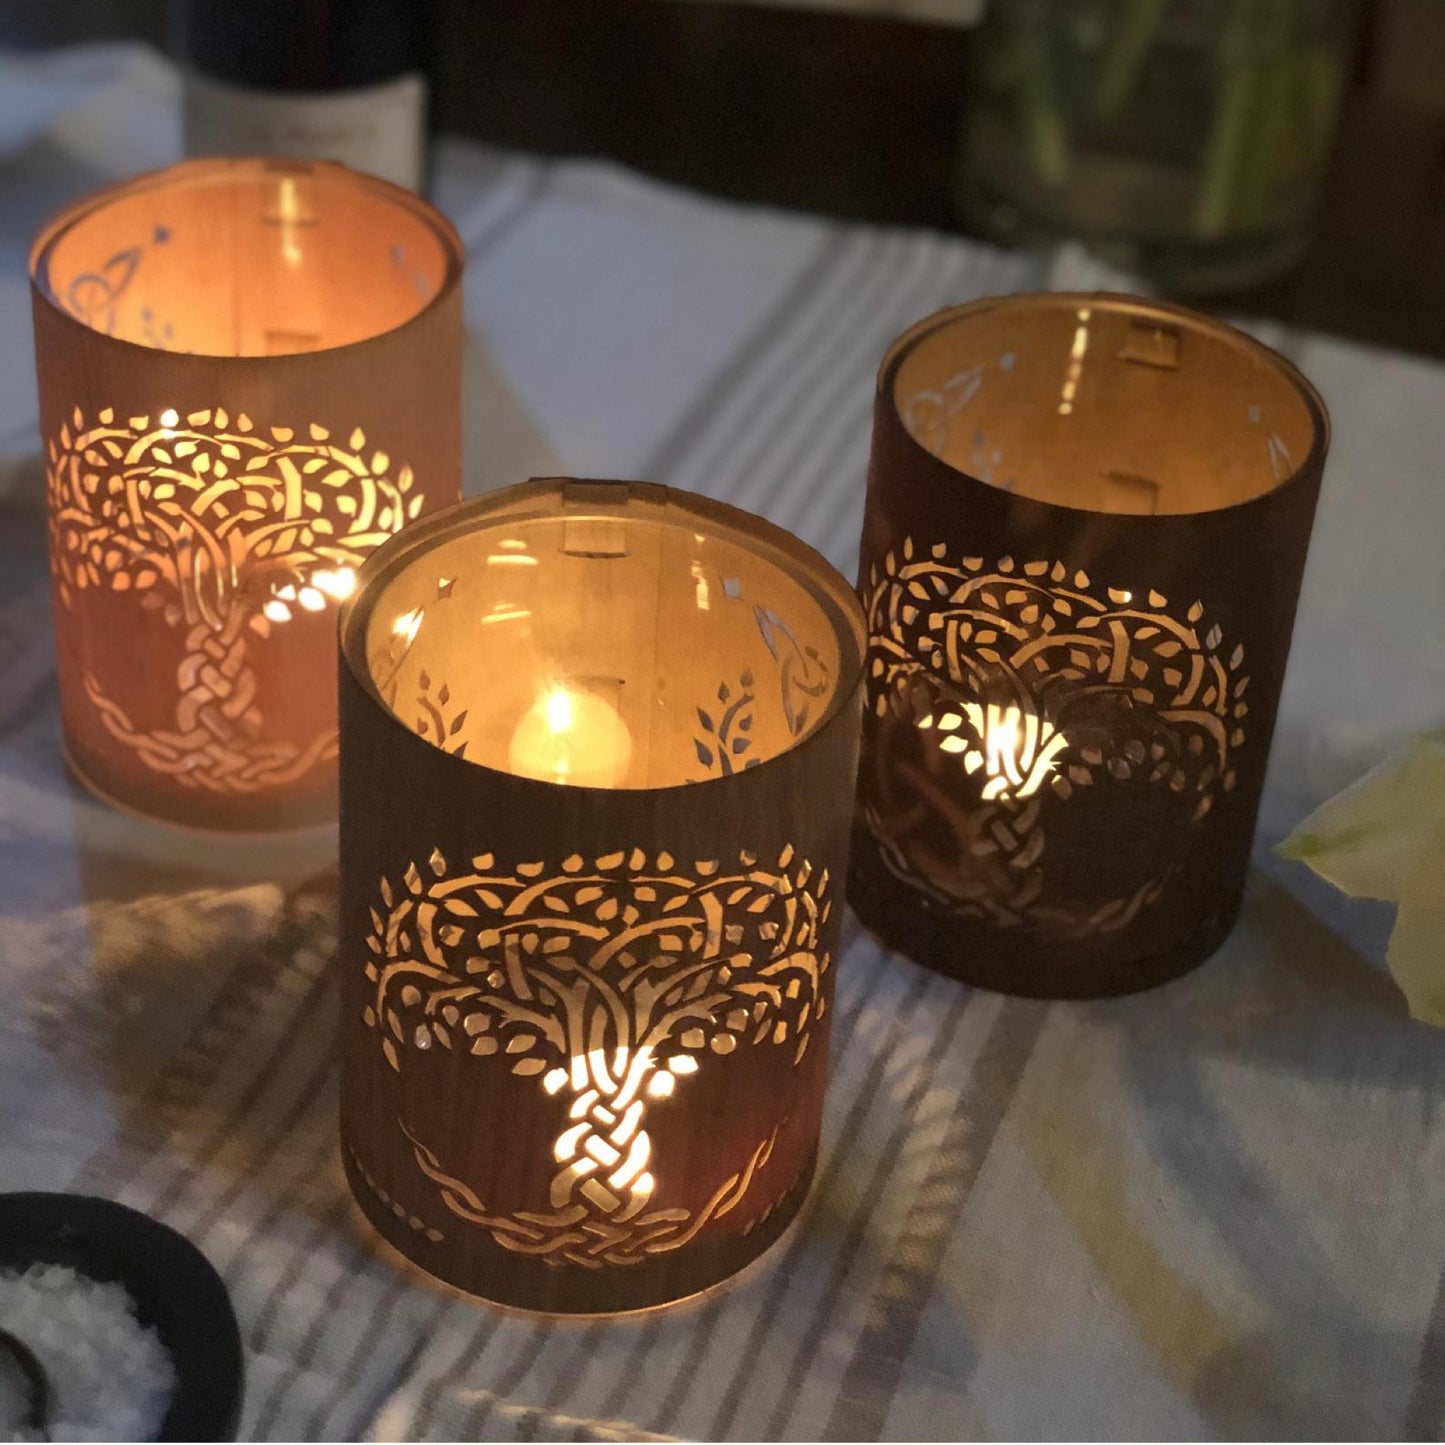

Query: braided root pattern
(48, 406), (419, 797)
(866, 802), (1164, 934)
(550, 1089), (656, 1224)
(367, 848), (831, 1266)
(863, 740), (1047, 928)
(861, 545), (1248, 933)
(82, 602), (338, 793)
(406, 1124), (779, 1268)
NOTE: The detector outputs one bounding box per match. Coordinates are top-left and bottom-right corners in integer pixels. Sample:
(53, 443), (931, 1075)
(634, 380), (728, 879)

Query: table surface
(0, 44), (1443, 1443)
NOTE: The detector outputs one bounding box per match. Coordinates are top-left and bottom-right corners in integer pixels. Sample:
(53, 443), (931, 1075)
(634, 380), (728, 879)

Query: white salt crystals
(0, 1264), (175, 1442)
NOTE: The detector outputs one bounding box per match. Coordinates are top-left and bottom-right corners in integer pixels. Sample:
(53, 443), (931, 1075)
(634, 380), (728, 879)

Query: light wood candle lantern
(338, 479), (866, 1313)
(30, 158), (462, 830)
(852, 295), (1330, 997)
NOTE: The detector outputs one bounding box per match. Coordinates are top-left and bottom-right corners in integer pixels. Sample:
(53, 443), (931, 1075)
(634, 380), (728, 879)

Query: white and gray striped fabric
(1, 45), (1443, 1443)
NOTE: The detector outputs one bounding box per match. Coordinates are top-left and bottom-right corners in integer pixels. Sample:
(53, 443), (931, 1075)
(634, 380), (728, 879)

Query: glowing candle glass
(508, 684), (635, 789)
(852, 295), (1330, 997)
(30, 158), (463, 830)
(337, 479), (866, 1313)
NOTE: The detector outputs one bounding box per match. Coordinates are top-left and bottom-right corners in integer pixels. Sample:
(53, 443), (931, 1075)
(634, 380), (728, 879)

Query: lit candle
(338, 478), (867, 1313)
(507, 685), (633, 788)
(30, 157), (462, 831)
(853, 292), (1329, 998)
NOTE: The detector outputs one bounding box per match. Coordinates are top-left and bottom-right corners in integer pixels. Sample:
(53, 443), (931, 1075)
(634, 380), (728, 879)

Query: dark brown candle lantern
(337, 479), (866, 1313)
(852, 295), (1329, 997)
(30, 158), (462, 830)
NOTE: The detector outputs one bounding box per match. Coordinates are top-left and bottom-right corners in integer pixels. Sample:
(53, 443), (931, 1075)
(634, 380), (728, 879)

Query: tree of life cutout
(47, 405), (424, 793)
(862, 544), (1249, 934)
(363, 845), (832, 1268)
(693, 599), (832, 781)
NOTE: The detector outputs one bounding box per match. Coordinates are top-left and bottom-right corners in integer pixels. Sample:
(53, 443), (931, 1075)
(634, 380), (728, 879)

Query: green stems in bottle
(1091, 0), (1167, 124)
(1196, 0), (1305, 237)
(1013, 23), (1070, 186)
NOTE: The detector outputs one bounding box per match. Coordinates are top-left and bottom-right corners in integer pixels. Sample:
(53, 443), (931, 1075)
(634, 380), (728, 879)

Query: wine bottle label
(183, 72), (428, 192)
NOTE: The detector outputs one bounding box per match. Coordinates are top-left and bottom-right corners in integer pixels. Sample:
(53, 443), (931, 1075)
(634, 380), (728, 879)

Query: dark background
(4, 0), (1443, 359)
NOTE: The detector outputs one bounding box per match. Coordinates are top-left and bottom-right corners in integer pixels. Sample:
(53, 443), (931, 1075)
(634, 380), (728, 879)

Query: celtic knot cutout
(363, 845), (833, 1268)
(862, 542), (1249, 934)
(48, 405), (424, 793)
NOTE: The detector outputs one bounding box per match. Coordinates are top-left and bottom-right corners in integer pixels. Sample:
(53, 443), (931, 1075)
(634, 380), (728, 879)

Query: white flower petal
(1277, 728), (1445, 903)
(1388, 835), (1445, 1027)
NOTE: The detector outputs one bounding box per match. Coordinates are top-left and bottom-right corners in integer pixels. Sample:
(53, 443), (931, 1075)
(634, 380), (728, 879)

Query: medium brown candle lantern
(31, 158), (462, 830)
(852, 295), (1329, 997)
(338, 479), (865, 1313)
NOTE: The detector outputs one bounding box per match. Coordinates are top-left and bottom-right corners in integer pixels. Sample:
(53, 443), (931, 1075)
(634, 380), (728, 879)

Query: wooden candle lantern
(30, 158), (462, 830)
(338, 480), (866, 1313)
(852, 295), (1330, 997)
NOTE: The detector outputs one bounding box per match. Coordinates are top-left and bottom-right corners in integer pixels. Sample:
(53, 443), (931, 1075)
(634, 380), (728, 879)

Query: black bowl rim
(0, 1192), (243, 1441)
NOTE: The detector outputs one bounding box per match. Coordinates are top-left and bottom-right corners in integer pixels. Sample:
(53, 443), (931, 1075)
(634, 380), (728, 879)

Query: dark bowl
(0, 1192), (243, 1441)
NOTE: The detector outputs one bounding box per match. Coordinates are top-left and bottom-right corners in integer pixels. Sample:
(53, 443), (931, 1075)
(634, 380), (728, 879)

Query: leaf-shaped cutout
(741, 669), (755, 688)
(718, 683), (730, 703)
(449, 711), (468, 735)
(732, 737), (751, 755)
(694, 740), (714, 768)
(696, 708), (715, 733)
(738, 715), (753, 731)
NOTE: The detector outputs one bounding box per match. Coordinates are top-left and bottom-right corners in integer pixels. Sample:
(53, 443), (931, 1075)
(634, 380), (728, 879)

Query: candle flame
(508, 685), (632, 788)
(544, 687), (573, 736)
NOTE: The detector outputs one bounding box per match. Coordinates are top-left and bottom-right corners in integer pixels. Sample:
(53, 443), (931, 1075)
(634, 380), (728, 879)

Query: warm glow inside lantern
(30, 158), (463, 830)
(852, 295), (1330, 997)
(337, 479), (866, 1313)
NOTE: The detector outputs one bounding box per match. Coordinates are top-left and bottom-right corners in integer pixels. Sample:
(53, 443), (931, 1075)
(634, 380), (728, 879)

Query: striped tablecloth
(1, 44), (1443, 1442)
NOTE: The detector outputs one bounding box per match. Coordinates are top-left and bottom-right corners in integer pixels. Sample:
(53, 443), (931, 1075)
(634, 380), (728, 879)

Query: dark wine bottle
(175, 0), (432, 192)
